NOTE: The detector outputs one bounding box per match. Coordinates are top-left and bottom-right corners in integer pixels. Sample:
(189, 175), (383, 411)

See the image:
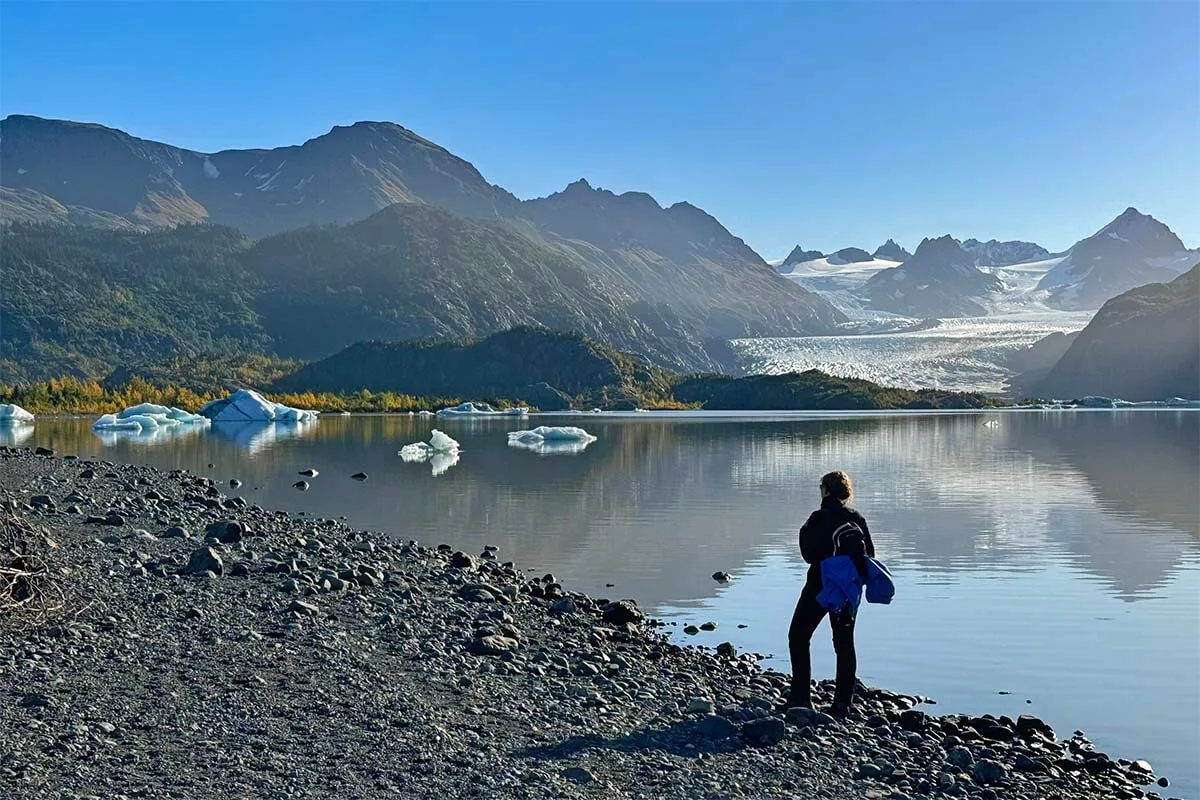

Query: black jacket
(799, 496), (875, 594)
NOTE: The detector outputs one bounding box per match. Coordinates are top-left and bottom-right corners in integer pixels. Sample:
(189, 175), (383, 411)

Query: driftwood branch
(1, 512), (67, 626)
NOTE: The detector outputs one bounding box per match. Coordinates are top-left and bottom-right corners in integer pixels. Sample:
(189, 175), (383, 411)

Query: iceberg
(0, 403), (35, 424)
(198, 389), (318, 423)
(507, 426), (597, 455)
(93, 404), (210, 432)
(436, 402), (528, 418)
(399, 429), (461, 476)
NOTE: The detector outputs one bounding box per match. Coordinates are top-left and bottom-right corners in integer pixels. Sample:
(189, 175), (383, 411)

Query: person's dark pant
(788, 590), (857, 708)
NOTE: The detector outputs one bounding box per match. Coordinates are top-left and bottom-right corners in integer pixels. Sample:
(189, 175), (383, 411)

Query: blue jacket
(817, 555), (864, 614)
(817, 556), (895, 613)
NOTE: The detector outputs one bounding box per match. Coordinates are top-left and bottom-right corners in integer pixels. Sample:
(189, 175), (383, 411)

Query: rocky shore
(0, 447), (1183, 800)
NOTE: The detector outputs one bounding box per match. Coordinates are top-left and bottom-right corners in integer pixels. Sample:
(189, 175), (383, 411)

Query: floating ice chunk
(982, 419), (1000, 428)
(417, 410), (434, 417)
(507, 426), (597, 455)
(0, 403), (35, 424)
(198, 389), (318, 423)
(93, 404), (210, 432)
(436, 402), (528, 417)
(399, 429), (461, 475)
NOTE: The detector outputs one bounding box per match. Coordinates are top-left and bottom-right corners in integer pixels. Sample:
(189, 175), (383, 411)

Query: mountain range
(862, 235), (1003, 316)
(1037, 208), (1196, 310)
(0, 115), (843, 381)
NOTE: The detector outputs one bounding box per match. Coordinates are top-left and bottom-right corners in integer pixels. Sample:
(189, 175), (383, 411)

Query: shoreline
(0, 447), (1184, 799)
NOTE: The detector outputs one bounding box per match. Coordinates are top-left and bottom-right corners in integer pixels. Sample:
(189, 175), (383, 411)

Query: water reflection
(0, 423), (35, 447)
(92, 422), (208, 447)
(207, 420), (319, 455)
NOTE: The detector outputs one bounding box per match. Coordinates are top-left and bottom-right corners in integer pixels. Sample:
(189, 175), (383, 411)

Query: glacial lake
(7, 411), (1199, 796)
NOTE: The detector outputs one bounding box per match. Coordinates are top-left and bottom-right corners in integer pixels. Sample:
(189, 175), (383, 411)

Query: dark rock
(560, 767), (595, 784)
(79, 468), (96, 480)
(696, 714), (739, 739)
(450, 551), (477, 570)
(468, 635), (519, 656)
(182, 547), (223, 576)
(972, 759), (1006, 784)
(981, 724), (1014, 741)
(287, 599), (319, 616)
(457, 583), (499, 603)
(858, 762), (882, 779)
(104, 513), (125, 526)
(786, 707), (815, 727)
(299, 469), (319, 477)
(35, 447), (54, 456)
(162, 525), (187, 539)
(712, 571), (731, 582)
(716, 641), (736, 657)
(741, 716), (787, 746)
(351, 472), (368, 481)
(292, 481), (309, 491)
(683, 625), (699, 635)
(204, 520), (244, 544)
(899, 709), (928, 732)
(601, 599), (644, 625)
(1016, 714), (1054, 739)
(550, 597), (579, 615)
(229, 479), (242, 489)
(30, 495), (55, 509)
(699, 621), (718, 631)
(947, 746), (974, 770)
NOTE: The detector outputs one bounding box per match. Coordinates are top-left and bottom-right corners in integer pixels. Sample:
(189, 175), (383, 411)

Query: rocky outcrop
(1034, 265), (1199, 400)
(862, 236), (1002, 317)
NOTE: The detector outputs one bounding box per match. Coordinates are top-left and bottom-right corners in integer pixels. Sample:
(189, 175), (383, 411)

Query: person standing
(787, 470), (874, 716)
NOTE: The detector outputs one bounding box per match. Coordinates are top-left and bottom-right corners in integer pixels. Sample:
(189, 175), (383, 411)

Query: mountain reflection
(17, 412), (1199, 605)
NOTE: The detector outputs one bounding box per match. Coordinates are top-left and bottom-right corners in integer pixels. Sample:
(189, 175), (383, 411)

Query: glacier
(507, 426), (597, 455)
(436, 402), (528, 418)
(198, 389), (318, 423)
(0, 403), (35, 424)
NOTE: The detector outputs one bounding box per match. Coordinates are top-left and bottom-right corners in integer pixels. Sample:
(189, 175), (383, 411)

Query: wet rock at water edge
(229, 479), (242, 489)
(293, 481), (309, 491)
(601, 599), (644, 625)
(351, 472), (368, 481)
(699, 620), (718, 631)
(298, 468), (319, 477)
(715, 641), (736, 657)
(712, 570), (731, 582)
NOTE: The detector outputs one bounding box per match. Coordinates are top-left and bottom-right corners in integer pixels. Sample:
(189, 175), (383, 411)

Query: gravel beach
(0, 447), (1182, 800)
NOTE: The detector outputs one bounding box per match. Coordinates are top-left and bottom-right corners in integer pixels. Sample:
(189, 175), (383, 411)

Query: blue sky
(2, 1), (1196, 257)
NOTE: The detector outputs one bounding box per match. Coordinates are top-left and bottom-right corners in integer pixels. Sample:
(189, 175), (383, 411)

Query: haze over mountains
(0, 114), (842, 381)
(1, 114), (1196, 399)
